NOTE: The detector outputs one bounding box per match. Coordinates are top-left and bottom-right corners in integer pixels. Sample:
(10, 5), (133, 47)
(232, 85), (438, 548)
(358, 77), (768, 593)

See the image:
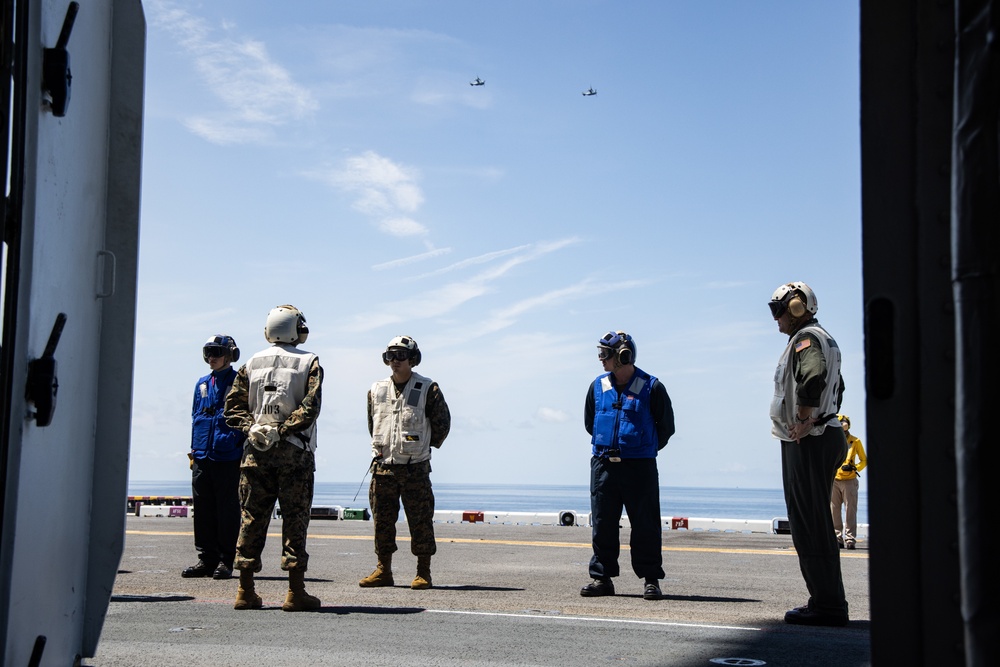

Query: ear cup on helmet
(618, 347), (633, 365)
(295, 315), (309, 344)
(788, 296), (806, 318)
(266, 306), (308, 344)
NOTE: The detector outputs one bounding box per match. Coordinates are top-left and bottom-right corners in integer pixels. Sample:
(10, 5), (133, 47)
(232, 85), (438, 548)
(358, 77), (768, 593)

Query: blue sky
(131, 1), (863, 492)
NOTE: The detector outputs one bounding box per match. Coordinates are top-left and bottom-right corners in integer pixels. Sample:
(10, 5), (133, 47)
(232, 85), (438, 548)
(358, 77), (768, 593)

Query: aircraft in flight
(470, 77), (485, 86)
(582, 87), (597, 96)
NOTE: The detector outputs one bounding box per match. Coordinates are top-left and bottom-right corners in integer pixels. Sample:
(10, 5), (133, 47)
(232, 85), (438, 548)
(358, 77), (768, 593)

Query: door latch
(42, 2), (80, 117)
(25, 313), (67, 427)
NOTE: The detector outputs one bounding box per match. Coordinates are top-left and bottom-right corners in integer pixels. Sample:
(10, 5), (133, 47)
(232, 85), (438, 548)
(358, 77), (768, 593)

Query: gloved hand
(264, 425), (281, 449)
(248, 424), (269, 450)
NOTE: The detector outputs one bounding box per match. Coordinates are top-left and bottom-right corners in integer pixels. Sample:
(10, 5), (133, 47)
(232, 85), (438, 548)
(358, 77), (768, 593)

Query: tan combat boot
(411, 555), (432, 590)
(233, 569), (263, 610)
(282, 569), (321, 611)
(358, 554), (394, 587)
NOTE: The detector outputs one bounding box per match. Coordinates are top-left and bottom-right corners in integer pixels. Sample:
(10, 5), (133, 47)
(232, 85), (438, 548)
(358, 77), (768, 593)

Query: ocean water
(129, 481), (869, 524)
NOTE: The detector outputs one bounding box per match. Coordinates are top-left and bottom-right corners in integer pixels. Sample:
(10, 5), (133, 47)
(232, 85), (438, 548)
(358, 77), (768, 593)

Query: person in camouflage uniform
(360, 335), (451, 590)
(224, 305), (324, 612)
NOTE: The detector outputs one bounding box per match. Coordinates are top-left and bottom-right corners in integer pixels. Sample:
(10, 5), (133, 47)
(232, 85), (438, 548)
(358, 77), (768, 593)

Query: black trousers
(589, 456), (665, 581)
(781, 426), (850, 617)
(191, 457), (241, 567)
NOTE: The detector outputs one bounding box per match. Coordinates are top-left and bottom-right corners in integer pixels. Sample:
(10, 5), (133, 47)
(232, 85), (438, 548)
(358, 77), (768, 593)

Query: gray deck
(93, 515), (870, 666)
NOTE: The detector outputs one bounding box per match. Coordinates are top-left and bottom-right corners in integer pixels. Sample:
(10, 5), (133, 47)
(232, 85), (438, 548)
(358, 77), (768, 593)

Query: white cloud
(334, 152), (424, 214)
(409, 245), (532, 280)
(148, 0), (317, 145)
(536, 407), (570, 424)
(410, 86), (493, 110)
(471, 238), (581, 284)
(457, 276), (648, 341)
(181, 117), (269, 145)
(378, 217), (428, 237)
(339, 238), (584, 335)
(373, 247), (453, 271)
(308, 151), (431, 237)
(339, 280), (490, 332)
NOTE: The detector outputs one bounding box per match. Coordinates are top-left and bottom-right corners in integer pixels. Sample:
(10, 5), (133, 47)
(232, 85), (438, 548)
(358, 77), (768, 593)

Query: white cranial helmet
(768, 282), (818, 319)
(264, 305), (309, 345)
(383, 335), (421, 366)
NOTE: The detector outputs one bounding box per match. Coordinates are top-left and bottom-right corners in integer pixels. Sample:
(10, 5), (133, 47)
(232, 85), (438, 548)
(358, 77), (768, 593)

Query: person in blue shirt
(183, 335), (245, 580)
(582, 330), (675, 600)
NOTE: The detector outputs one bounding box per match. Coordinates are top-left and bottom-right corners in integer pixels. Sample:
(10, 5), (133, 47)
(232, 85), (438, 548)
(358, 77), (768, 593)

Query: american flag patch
(795, 339), (811, 353)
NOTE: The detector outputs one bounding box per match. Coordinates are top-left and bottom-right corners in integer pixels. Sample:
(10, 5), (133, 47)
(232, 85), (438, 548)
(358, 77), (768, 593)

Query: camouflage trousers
(234, 442), (315, 572)
(369, 460), (436, 557)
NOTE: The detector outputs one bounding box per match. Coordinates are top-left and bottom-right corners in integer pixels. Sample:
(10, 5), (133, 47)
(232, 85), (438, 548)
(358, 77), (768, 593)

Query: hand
(248, 424), (269, 449)
(788, 418), (814, 442)
(264, 425), (281, 448)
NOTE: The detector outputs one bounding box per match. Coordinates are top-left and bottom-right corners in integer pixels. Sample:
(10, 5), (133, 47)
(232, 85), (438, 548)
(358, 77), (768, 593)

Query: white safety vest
(370, 372), (433, 464)
(770, 324), (842, 441)
(246, 343), (318, 451)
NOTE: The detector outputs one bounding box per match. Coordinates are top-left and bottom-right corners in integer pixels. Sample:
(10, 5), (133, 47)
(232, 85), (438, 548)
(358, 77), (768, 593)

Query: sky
(131, 1), (864, 492)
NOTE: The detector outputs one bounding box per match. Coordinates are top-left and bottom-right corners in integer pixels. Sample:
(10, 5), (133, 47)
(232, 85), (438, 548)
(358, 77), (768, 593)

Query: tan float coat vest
(370, 372), (433, 464)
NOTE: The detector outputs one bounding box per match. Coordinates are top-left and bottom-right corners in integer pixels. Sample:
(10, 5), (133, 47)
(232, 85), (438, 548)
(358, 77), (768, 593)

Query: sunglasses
(204, 345), (228, 359)
(597, 347), (614, 361)
(383, 349), (411, 363)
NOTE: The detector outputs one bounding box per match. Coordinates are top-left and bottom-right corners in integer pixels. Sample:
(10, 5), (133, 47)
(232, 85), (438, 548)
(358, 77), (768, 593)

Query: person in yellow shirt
(831, 414), (867, 549)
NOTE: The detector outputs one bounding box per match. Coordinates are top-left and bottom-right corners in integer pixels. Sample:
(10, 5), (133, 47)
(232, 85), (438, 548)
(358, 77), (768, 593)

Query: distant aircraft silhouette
(582, 87), (597, 96)
(470, 77), (485, 86)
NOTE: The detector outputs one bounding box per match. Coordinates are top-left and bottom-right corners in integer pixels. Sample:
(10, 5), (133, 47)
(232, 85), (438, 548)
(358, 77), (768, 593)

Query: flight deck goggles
(598, 331), (628, 359)
(382, 349), (412, 363)
(203, 345), (229, 360)
(767, 298), (789, 319)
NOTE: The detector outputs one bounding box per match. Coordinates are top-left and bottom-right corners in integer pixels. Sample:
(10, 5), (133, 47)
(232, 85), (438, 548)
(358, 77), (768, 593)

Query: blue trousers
(589, 456), (665, 580)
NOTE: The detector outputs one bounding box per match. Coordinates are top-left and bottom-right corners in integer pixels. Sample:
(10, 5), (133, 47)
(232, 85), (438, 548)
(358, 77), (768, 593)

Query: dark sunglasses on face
(204, 346), (228, 359)
(383, 349), (410, 363)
